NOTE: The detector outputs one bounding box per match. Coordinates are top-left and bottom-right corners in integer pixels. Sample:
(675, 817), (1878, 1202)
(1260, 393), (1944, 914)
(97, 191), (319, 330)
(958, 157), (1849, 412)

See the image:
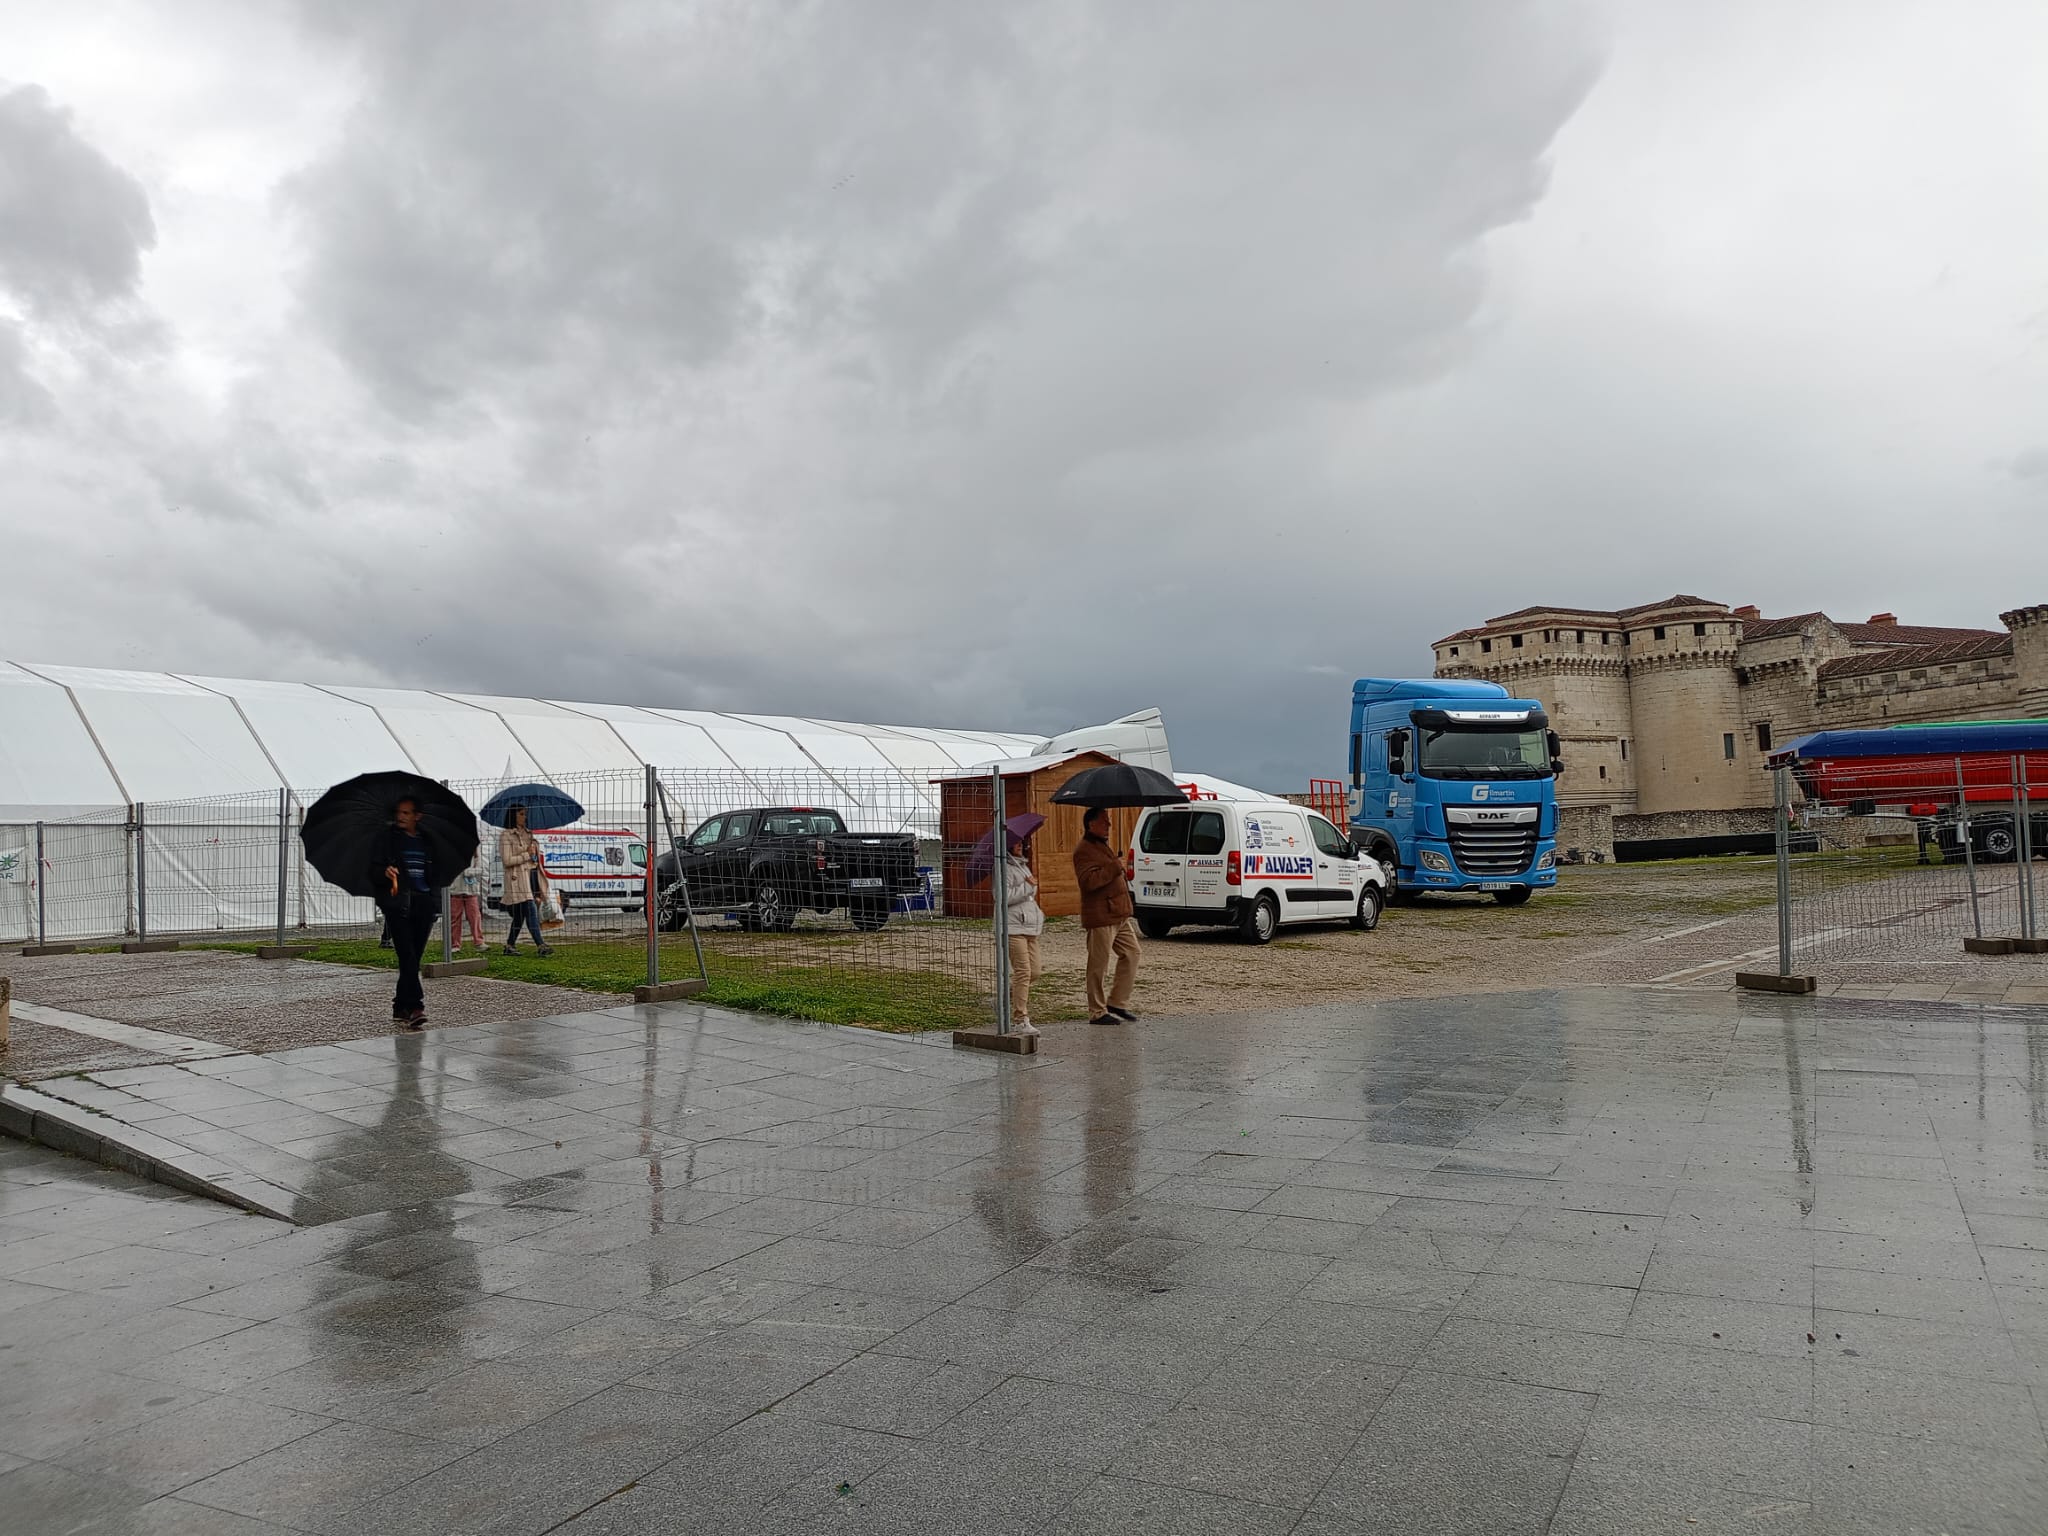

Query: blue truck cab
(1347, 678), (1561, 906)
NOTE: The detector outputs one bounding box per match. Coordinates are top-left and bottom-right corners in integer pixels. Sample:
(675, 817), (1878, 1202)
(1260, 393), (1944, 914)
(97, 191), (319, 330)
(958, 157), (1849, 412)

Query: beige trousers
(1084, 919), (1141, 1018)
(1007, 934), (1042, 1023)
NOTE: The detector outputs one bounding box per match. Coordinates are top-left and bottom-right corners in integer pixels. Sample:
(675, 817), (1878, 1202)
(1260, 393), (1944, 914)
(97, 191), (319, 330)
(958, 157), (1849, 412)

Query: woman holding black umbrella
(370, 794), (448, 1028)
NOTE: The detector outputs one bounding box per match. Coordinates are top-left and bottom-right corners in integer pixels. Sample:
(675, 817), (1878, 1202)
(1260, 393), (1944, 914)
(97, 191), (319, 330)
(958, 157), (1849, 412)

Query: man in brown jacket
(1073, 807), (1140, 1025)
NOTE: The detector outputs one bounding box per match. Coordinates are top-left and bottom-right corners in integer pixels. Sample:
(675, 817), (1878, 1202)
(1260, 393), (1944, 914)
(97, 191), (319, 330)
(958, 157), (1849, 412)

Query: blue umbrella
(480, 782), (585, 830)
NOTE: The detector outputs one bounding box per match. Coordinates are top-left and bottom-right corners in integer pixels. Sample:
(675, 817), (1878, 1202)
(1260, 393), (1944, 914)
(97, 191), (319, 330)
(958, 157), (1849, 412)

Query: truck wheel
(1981, 825), (2018, 863)
(1238, 894), (1279, 945)
(851, 901), (889, 932)
(1353, 887), (1382, 931)
(751, 879), (795, 932)
(1137, 914), (1176, 940)
(1493, 887), (1532, 906)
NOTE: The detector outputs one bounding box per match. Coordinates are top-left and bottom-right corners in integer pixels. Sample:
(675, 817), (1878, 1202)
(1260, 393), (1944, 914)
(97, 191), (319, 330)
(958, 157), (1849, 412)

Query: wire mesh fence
(3, 764), (1013, 1031)
(1765, 755), (2044, 978)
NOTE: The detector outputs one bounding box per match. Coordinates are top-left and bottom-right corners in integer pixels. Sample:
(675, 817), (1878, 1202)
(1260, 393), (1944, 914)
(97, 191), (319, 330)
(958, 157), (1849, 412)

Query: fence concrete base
(120, 939), (179, 955)
(1736, 972), (1818, 994)
(1963, 937), (2015, 956)
(257, 944), (316, 960)
(422, 957), (488, 978)
(2012, 938), (2048, 955)
(18, 943), (75, 957)
(952, 1026), (1037, 1054)
(633, 978), (708, 1004)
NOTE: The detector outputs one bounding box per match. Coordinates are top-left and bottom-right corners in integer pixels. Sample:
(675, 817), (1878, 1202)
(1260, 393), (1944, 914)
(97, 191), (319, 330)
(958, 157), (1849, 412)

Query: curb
(0, 1082), (299, 1223)
(633, 978), (708, 1003)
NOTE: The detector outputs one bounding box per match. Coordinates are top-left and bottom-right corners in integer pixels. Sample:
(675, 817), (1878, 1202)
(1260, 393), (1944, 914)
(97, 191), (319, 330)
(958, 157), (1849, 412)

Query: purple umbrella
(966, 813), (1047, 886)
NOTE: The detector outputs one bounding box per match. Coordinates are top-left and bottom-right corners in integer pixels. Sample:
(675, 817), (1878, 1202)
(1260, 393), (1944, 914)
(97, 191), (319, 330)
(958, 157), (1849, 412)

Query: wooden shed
(934, 751), (1142, 920)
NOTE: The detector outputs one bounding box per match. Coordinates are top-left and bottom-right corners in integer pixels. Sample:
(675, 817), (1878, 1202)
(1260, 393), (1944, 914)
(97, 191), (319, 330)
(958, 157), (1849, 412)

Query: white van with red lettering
(1130, 799), (1386, 945)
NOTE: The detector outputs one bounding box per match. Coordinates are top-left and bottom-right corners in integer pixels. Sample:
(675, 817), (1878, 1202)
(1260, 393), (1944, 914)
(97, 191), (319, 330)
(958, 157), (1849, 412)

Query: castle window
(1481, 638), (1493, 654)
(1511, 634), (1523, 649)
(1653, 626), (1667, 640)
(1693, 622), (1707, 637)
(1576, 630), (1585, 643)
(1449, 646), (1460, 657)
(1723, 733), (1736, 760)
(1601, 632), (1610, 645)
(1599, 765), (1607, 779)
(1620, 739), (1628, 760)
(1756, 722), (1773, 752)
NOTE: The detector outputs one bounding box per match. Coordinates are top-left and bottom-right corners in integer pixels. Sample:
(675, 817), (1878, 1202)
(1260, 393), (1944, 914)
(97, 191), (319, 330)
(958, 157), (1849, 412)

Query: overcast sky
(3, 1), (2044, 788)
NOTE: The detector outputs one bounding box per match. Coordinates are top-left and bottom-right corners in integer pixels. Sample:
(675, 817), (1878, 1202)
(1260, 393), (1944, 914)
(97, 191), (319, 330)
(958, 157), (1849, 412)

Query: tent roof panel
(313, 686), (542, 783)
(177, 675), (415, 792)
(0, 664), (128, 818)
(14, 665), (280, 805)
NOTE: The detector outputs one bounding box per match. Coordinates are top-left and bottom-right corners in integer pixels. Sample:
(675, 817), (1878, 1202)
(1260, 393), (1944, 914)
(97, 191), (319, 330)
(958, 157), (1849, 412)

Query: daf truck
(1347, 677), (1562, 904)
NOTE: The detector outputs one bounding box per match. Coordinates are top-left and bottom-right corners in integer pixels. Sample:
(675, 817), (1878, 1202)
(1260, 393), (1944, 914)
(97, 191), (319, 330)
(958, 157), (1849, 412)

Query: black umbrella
(1048, 762), (1189, 809)
(301, 772), (479, 899)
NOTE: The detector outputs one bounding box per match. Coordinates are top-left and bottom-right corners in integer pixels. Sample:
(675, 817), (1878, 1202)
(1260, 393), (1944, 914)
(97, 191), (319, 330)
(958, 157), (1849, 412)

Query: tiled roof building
(1431, 596), (2048, 856)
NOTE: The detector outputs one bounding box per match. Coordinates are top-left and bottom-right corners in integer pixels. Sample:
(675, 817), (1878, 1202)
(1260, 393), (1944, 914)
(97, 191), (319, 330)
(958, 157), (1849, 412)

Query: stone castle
(1432, 596), (2048, 858)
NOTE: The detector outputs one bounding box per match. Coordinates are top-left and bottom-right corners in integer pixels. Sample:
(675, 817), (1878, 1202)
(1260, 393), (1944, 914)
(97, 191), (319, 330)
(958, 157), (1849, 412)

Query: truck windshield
(1418, 728), (1549, 779)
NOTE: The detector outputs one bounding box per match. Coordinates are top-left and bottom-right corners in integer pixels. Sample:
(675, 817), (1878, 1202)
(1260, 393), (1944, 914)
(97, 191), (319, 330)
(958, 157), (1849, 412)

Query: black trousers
(385, 900), (439, 1016)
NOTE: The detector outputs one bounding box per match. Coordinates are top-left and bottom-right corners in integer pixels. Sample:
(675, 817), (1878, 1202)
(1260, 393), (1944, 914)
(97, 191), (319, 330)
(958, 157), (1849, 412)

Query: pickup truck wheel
(851, 900), (889, 932)
(1353, 887), (1382, 931)
(752, 880), (795, 932)
(1137, 914), (1176, 940)
(1238, 894), (1279, 945)
(1493, 887), (1533, 906)
(656, 885), (688, 932)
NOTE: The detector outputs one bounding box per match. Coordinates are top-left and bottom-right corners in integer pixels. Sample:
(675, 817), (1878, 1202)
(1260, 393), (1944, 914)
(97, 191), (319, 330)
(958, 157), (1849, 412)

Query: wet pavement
(3, 988), (2047, 1534)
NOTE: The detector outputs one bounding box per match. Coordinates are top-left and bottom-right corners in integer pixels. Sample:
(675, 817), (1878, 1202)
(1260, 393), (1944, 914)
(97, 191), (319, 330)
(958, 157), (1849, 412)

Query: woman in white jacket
(1003, 831), (1045, 1035)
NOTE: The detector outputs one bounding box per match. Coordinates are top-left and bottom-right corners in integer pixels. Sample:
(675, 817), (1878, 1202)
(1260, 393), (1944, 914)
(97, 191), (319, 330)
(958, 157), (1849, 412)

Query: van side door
(1308, 813), (1359, 918)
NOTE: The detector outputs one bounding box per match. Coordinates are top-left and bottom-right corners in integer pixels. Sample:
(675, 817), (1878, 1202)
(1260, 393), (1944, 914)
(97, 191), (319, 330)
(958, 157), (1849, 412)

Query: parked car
(1131, 799), (1388, 945)
(652, 807), (921, 932)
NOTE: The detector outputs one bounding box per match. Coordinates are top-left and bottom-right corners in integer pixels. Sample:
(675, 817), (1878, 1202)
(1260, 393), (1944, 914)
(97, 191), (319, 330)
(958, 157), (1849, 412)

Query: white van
(1130, 799), (1387, 945)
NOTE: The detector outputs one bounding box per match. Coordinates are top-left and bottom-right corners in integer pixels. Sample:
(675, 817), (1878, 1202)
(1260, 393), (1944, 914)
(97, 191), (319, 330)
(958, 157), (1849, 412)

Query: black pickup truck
(653, 807), (921, 932)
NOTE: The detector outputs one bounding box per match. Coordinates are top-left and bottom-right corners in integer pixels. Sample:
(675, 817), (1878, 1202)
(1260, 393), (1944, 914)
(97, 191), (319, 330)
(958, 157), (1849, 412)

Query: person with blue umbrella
(482, 783), (585, 957)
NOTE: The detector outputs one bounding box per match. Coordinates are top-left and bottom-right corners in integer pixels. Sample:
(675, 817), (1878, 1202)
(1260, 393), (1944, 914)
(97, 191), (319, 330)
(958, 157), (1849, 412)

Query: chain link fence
(3, 764), (1017, 1032)
(1748, 755), (2044, 984)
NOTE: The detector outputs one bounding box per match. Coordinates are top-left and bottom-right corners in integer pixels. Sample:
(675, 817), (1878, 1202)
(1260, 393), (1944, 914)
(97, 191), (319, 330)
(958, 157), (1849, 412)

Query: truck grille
(1447, 824), (1536, 876)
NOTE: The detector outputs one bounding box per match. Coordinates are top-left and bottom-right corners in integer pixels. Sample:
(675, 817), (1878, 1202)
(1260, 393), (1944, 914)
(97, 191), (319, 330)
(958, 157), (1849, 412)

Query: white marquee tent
(0, 662), (1174, 941)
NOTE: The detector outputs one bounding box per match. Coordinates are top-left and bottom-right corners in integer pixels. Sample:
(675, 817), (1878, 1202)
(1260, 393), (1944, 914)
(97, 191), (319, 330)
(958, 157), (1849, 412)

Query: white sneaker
(1011, 1017), (1039, 1036)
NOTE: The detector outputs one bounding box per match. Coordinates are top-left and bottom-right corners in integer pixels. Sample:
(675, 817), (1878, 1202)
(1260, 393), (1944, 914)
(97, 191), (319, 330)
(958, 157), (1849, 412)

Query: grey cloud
(0, 83), (156, 319)
(2006, 447), (2048, 481)
(0, 317), (52, 422)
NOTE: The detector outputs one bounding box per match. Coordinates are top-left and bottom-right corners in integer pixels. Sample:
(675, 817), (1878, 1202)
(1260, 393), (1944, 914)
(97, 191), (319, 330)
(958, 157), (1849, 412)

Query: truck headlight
(1537, 850), (1555, 870)
(1418, 850), (1452, 873)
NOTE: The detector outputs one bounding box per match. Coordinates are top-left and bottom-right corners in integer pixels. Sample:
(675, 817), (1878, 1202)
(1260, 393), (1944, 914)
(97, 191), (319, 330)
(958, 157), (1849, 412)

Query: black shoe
(536, 944), (554, 957)
(1089, 1014), (1121, 1026)
(405, 1009), (427, 1030)
(502, 944), (518, 955)
(1107, 1006), (1138, 1021)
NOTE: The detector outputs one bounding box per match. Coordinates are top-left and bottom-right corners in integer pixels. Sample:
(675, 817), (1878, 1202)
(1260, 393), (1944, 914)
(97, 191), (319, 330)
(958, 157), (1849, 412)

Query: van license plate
(849, 878), (883, 890)
(1142, 884), (1175, 899)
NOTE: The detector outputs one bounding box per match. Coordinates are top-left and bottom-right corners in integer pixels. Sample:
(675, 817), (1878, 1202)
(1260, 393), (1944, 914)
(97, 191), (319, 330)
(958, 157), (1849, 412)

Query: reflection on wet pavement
(4, 988), (2047, 1534)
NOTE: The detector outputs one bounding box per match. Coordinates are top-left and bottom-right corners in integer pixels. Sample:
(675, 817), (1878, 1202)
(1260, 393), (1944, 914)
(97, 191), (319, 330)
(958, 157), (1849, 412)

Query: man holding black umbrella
(370, 795), (446, 1028)
(1074, 806), (1141, 1026)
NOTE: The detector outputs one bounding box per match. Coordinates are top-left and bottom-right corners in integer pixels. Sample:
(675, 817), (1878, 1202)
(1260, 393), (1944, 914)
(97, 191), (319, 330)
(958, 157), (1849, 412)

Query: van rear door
(1134, 810), (1189, 908)
(1181, 809), (1230, 914)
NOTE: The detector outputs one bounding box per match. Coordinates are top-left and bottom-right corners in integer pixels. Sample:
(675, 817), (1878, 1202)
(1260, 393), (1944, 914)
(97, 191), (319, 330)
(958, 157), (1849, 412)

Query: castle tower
(1621, 599), (1752, 814)
(2005, 604), (2048, 717)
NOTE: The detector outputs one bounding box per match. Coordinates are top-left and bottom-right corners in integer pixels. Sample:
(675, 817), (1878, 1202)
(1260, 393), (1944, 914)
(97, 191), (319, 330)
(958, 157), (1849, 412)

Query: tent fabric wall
(314, 686), (545, 783)
(177, 675), (414, 793)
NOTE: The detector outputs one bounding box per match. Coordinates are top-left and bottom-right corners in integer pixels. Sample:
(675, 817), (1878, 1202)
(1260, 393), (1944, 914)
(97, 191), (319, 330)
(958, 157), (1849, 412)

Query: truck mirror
(1546, 730), (1563, 775)
(1388, 730), (1409, 777)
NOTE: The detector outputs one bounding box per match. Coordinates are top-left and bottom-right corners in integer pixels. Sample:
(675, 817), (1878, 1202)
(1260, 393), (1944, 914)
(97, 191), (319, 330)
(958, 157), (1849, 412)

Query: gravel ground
(1, 948), (613, 1074)
(0, 1019), (164, 1080)
(1022, 855), (2048, 1020)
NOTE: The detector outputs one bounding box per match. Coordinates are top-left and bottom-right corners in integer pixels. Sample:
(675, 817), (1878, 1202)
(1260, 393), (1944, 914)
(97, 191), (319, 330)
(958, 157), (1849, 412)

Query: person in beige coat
(497, 805), (553, 956)
(1073, 807), (1139, 1025)
(1002, 831), (1045, 1036)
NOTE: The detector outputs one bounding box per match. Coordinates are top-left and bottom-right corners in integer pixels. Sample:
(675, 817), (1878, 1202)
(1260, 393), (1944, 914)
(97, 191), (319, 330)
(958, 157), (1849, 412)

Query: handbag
(537, 870), (565, 928)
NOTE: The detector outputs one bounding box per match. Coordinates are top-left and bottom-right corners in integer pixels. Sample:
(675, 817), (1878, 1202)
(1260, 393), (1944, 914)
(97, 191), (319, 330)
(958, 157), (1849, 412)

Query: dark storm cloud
(240, 0), (1601, 779)
(0, 83), (156, 319)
